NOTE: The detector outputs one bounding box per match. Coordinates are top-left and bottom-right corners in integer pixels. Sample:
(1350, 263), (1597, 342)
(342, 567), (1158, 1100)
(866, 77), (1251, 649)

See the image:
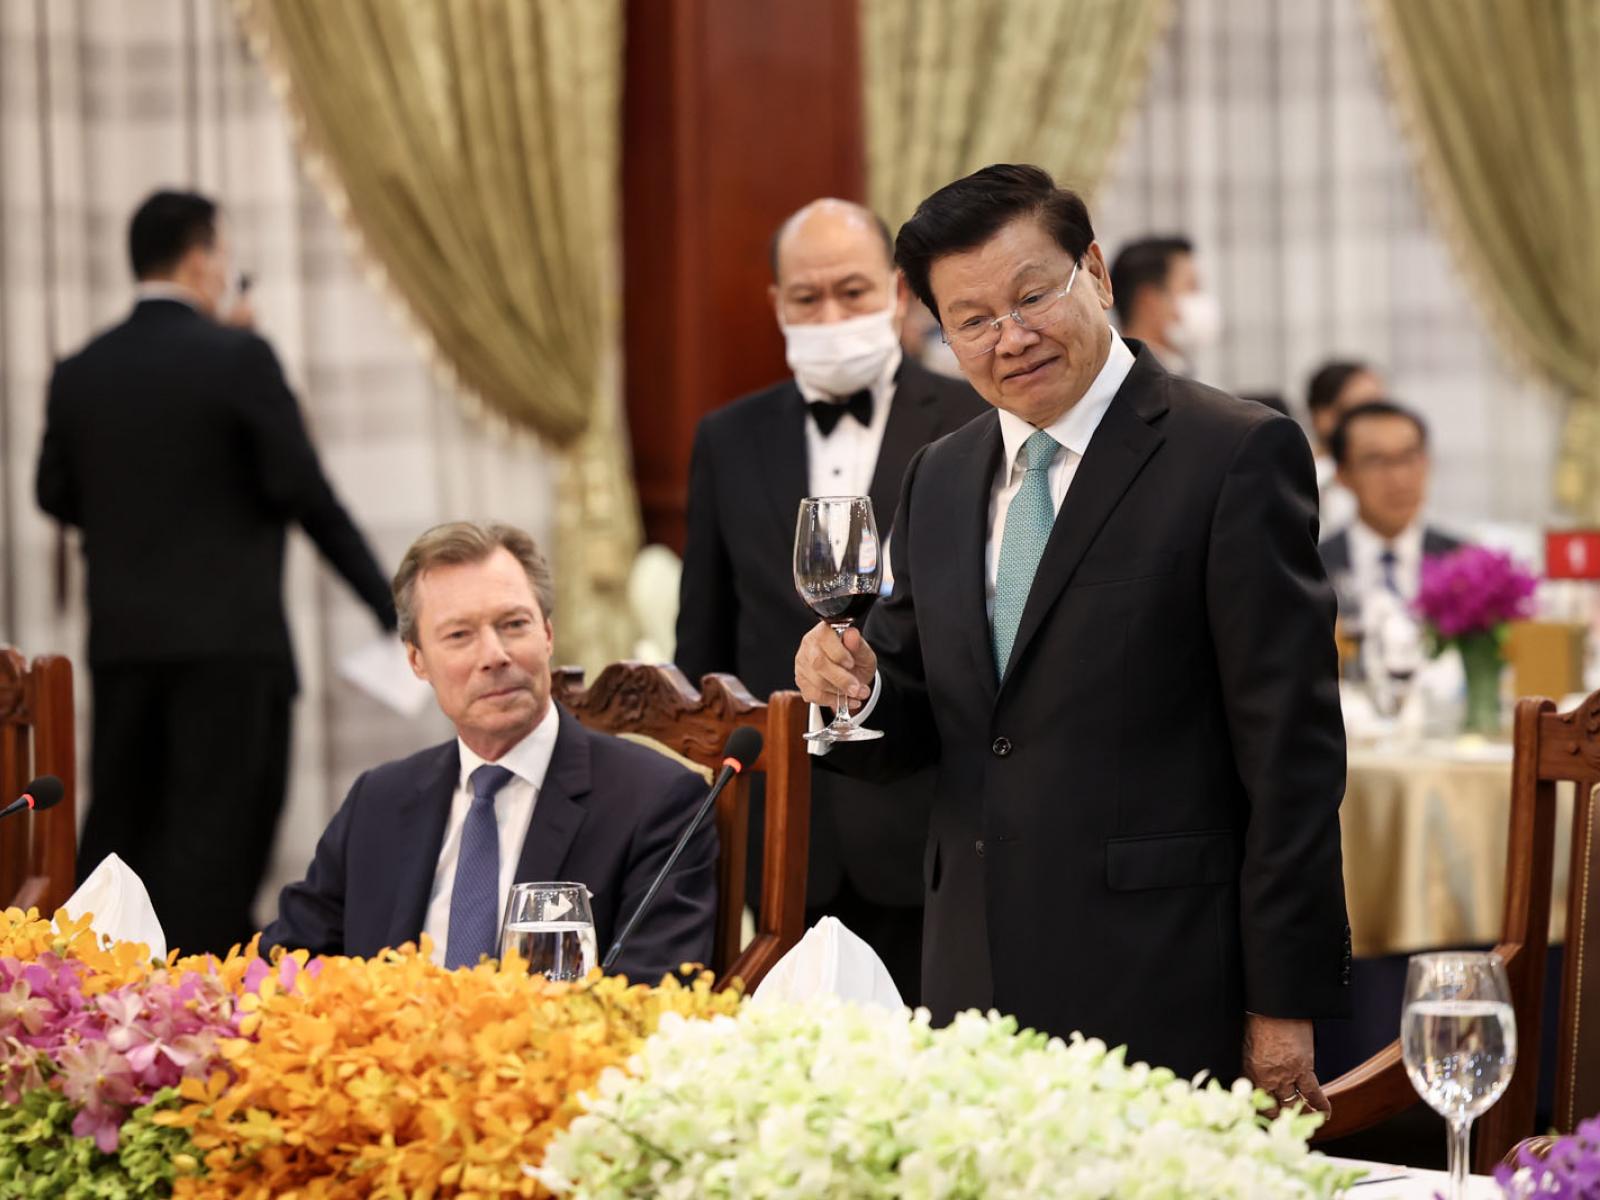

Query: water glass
(1401, 951), (1517, 1199)
(499, 882), (597, 982)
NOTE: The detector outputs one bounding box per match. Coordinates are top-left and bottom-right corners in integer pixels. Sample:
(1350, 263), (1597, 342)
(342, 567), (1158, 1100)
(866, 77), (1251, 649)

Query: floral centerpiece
(536, 999), (1362, 1199)
(0, 908), (235, 1196)
(0, 906), (737, 1198)
(1415, 545), (1538, 736)
(1495, 1118), (1600, 1198)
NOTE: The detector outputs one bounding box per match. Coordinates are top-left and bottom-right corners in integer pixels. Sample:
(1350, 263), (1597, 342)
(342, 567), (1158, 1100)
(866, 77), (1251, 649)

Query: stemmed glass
(794, 496), (884, 745)
(1401, 951), (1518, 1199)
(498, 882), (597, 981)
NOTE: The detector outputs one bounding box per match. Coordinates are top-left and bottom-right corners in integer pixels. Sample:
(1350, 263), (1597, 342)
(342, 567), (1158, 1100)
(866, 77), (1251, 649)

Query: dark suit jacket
(261, 706), (717, 985)
(36, 299), (395, 683)
(675, 358), (987, 906)
(829, 343), (1352, 1080)
(1319, 526), (1465, 580)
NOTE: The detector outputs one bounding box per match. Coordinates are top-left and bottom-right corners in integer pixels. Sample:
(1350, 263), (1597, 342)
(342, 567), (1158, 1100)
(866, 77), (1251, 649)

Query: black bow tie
(807, 389), (872, 436)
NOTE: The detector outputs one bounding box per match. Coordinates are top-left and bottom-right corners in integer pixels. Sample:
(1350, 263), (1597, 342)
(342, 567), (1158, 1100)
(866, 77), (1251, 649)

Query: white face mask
(1166, 290), (1223, 355)
(781, 305), (900, 397)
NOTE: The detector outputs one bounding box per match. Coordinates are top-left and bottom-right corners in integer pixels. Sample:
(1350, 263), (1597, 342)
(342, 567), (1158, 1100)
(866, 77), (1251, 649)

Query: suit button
(991, 737), (1012, 757)
(975, 839), (986, 858)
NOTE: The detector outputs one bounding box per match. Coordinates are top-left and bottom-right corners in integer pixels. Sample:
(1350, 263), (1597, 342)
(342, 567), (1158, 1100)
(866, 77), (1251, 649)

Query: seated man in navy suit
(263, 521), (716, 982)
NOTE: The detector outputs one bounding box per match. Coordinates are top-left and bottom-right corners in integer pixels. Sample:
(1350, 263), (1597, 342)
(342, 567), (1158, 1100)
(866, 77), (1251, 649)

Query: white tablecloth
(1332, 1156), (1498, 1197)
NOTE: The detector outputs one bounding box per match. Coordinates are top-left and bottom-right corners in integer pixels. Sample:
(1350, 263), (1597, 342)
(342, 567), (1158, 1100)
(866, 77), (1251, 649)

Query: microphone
(601, 726), (763, 974)
(0, 776), (65, 821)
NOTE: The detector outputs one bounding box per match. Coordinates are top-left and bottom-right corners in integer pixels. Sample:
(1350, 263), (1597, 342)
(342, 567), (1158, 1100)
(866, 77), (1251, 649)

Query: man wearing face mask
(676, 198), (985, 999)
(1108, 235), (1222, 377)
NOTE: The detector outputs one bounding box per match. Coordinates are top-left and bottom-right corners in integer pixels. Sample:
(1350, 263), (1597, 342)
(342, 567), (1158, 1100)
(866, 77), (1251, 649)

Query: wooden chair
(552, 662), (811, 991)
(0, 649), (78, 915)
(1316, 686), (1600, 1169)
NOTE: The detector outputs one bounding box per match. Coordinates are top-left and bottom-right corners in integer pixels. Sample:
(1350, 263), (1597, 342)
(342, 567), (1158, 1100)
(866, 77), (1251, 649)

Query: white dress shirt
(134, 281), (201, 308)
(799, 346), (903, 590)
(1345, 518), (1426, 604)
(984, 330), (1135, 615)
(421, 705), (560, 964)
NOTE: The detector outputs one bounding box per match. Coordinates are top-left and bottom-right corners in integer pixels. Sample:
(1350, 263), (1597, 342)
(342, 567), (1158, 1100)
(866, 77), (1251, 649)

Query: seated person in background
(263, 522), (716, 982)
(1319, 400), (1463, 609)
(1108, 234), (1221, 375)
(1305, 359), (1386, 536)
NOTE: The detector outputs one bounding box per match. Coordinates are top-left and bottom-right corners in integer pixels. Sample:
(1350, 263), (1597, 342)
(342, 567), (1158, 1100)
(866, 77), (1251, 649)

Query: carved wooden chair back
(0, 650), (78, 914)
(551, 662), (810, 990)
(1317, 686), (1600, 1168)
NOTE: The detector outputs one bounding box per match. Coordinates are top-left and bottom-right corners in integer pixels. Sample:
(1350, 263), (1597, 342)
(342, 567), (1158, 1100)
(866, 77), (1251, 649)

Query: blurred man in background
(1108, 235), (1221, 375)
(1319, 400), (1462, 606)
(1305, 359), (1386, 537)
(676, 198), (985, 1000)
(35, 189), (397, 955)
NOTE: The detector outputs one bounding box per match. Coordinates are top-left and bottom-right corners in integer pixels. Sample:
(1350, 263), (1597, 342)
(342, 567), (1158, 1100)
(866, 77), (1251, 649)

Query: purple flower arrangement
(1495, 1117), (1600, 1198)
(1415, 545), (1538, 642)
(0, 952), (239, 1151)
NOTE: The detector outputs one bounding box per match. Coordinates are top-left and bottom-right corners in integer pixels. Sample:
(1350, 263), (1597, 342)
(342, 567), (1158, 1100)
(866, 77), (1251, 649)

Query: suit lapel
(512, 707), (592, 884)
(758, 383), (810, 541)
(385, 743), (459, 947)
(998, 360), (1169, 693)
(869, 362), (941, 530)
(954, 416), (1005, 697)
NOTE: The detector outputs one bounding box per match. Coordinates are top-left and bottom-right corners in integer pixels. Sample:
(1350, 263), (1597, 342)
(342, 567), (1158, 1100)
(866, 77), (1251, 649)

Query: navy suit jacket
(262, 706), (717, 984)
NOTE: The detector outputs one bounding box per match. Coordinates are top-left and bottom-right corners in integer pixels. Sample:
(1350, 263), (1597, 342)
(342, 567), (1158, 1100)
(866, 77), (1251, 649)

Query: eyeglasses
(1349, 446), (1426, 474)
(941, 261), (1082, 357)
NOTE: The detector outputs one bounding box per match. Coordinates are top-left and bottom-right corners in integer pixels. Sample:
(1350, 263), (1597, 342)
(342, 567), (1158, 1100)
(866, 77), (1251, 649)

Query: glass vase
(1457, 630), (1504, 738)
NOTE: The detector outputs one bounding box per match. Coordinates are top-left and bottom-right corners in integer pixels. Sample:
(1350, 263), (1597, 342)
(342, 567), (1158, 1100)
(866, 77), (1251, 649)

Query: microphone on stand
(601, 726), (763, 973)
(0, 775), (64, 821)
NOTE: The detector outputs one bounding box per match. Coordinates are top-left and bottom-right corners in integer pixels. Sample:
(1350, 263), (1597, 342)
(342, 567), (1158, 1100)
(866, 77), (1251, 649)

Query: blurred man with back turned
(676, 199), (985, 999)
(35, 189), (397, 955)
(794, 165), (1350, 1099)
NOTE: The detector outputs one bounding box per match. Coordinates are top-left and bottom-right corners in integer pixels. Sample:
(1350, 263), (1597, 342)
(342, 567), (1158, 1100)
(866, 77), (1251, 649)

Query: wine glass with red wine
(794, 495), (885, 745)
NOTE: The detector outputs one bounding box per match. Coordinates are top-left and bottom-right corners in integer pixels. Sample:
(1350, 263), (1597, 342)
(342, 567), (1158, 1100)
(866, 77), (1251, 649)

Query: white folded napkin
(62, 853), (167, 960)
(752, 915), (903, 1011)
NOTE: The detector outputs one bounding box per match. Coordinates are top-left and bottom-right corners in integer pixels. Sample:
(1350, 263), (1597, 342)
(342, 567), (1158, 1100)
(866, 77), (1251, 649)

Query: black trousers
(81, 660), (292, 957)
(807, 876), (924, 1006)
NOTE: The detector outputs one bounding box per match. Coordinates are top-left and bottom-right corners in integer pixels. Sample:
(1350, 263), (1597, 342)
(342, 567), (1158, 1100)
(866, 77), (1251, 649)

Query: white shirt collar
(134, 281), (202, 309)
(1348, 517), (1423, 564)
(794, 345), (904, 407)
(996, 328), (1135, 476)
(456, 702), (560, 794)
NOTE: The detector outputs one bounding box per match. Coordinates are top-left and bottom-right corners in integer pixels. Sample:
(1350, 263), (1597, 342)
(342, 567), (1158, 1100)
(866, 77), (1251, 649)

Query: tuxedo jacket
(35, 299), (395, 684)
(1318, 527), (1465, 579)
(261, 706), (718, 985)
(830, 343), (1352, 1080)
(675, 359), (987, 906)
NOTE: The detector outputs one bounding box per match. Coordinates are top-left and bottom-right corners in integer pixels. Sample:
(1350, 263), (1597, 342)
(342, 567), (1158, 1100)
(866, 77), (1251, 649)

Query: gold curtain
(237, 0), (639, 669)
(1366, 0), (1600, 521)
(862, 0), (1172, 232)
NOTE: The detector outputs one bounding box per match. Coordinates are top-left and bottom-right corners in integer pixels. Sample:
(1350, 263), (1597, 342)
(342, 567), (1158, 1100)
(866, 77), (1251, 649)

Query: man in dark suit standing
(35, 190), (397, 955)
(676, 199), (985, 1000)
(1318, 400), (1463, 607)
(796, 166), (1351, 1103)
(264, 522), (715, 982)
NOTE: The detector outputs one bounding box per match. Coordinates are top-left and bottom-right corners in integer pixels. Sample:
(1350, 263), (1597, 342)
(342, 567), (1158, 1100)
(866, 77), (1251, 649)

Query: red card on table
(1546, 530), (1600, 579)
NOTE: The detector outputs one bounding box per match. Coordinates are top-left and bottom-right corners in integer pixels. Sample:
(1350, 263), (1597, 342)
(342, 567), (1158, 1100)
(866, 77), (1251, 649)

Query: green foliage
(0, 1088), (200, 1199)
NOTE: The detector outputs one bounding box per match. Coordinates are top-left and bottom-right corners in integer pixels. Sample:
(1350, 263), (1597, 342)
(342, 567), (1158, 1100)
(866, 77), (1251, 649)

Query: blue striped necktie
(444, 763), (514, 969)
(992, 429), (1061, 679)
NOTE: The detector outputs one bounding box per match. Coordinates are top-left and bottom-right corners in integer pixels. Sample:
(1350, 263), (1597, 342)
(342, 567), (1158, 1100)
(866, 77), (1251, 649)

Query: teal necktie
(992, 429), (1060, 679)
